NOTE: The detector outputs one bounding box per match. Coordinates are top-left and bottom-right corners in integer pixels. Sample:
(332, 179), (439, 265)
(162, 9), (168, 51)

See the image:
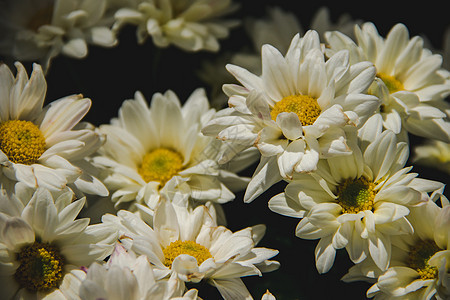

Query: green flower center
(270, 95), (321, 126)
(406, 240), (441, 280)
(138, 148), (184, 186)
(14, 242), (64, 292)
(336, 177), (376, 214)
(377, 73), (404, 94)
(0, 120), (46, 165)
(163, 240), (212, 268)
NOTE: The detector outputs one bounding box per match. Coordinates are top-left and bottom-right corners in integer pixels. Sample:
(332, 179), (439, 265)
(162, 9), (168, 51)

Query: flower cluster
(0, 1), (449, 299)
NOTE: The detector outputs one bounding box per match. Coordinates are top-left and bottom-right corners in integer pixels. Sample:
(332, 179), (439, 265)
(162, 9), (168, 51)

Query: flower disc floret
(0, 120), (46, 165)
(138, 148), (184, 185)
(336, 177), (376, 214)
(163, 240), (212, 268)
(14, 242), (64, 292)
(406, 240), (441, 280)
(376, 73), (404, 94)
(270, 95), (321, 126)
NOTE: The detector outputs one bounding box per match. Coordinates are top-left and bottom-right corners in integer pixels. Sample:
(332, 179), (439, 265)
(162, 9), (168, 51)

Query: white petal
(261, 44), (295, 99)
(315, 235), (336, 274)
(154, 199), (180, 246)
(62, 38), (88, 58)
(88, 27), (117, 47)
(1, 217), (35, 250)
(277, 139), (305, 179)
(243, 156), (282, 203)
(39, 96), (91, 138)
(368, 231), (391, 271)
(276, 112), (303, 140)
(211, 278), (252, 300)
(268, 193), (304, 218)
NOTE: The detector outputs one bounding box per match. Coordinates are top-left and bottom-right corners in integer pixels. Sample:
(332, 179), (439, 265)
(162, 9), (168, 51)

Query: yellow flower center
(336, 177), (376, 214)
(406, 240), (441, 280)
(162, 240), (212, 268)
(377, 73), (404, 94)
(0, 120), (46, 165)
(26, 5), (54, 32)
(138, 148), (184, 186)
(270, 95), (321, 126)
(14, 242), (64, 292)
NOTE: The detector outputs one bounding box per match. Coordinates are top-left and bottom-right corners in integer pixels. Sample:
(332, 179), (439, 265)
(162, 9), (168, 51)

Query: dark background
(2, 1), (449, 299)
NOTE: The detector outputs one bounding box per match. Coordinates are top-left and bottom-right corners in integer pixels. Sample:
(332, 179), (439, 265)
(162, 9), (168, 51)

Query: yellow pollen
(270, 95), (321, 126)
(26, 5), (54, 32)
(406, 240), (441, 280)
(138, 148), (184, 186)
(336, 177), (376, 214)
(163, 240), (212, 268)
(0, 120), (46, 165)
(377, 73), (404, 94)
(14, 242), (64, 292)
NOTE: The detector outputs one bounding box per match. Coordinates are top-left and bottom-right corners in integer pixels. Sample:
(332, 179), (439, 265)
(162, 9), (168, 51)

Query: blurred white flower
(413, 140), (450, 175)
(0, 62), (108, 197)
(0, 0), (117, 71)
(112, 0), (239, 51)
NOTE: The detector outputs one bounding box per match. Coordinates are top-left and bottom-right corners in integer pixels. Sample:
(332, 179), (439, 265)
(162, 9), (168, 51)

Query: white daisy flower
(102, 198), (280, 299)
(413, 140), (450, 175)
(325, 22), (450, 142)
(342, 194), (450, 299)
(268, 124), (445, 274)
(79, 243), (199, 299)
(202, 30), (380, 202)
(0, 188), (116, 299)
(0, 0), (117, 72)
(112, 0), (239, 52)
(94, 88), (254, 210)
(0, 62), (108, 197)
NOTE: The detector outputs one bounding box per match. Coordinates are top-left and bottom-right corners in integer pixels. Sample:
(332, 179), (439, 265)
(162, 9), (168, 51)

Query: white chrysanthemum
(342, 194), (450, 299)
(413, 140), (450, 175)
(0, 188), (116, 299)
(269, 124), (445, 274)
(0, 0), (117, 71)
(94, 88), (254, 210)
(102, 198), (279, 299)
(202, 30), (380, 202)
(325, 22), (450, 142)
(79, 243), (199, 300)
(0, 62), (108, 197)
(112, 0), (239, 52)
